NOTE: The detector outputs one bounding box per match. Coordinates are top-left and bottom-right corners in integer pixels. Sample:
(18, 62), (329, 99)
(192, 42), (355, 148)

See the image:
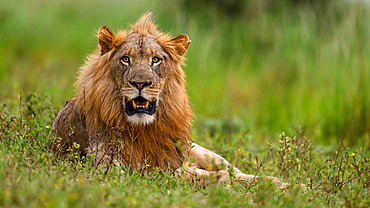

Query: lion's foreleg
(186, 143), (289, 189)
(174, 163), (256, 184)
(189, 142), (241, 173)
(87, 139), (117, 167)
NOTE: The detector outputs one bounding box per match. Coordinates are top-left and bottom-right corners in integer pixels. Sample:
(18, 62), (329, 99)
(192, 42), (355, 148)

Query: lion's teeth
(132, 100), (137, 109)
(145, 101), (149, 108)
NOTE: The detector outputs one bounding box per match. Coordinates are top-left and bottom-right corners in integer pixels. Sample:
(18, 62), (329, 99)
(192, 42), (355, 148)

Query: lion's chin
(126, 113), (155, 125)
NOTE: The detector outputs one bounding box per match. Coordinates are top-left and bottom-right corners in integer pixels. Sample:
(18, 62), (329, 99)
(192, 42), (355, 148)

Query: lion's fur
(52, 13), (193, 170)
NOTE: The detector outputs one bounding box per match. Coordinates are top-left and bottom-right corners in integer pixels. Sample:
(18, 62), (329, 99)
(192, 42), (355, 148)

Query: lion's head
(75, 13), (193, 169)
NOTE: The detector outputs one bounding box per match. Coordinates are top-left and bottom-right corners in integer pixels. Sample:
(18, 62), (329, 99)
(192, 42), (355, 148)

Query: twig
(0, 116), (14, 141)
(19, 93), (23, 130)
(334, 119), (353, 163)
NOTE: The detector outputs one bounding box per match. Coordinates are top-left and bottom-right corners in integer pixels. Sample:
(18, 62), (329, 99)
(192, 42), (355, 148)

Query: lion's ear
(169, 34), (191, 56)
(98, 25), (116, 55)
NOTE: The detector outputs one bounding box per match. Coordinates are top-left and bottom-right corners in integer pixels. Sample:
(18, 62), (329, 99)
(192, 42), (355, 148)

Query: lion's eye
(152, 57), (161, 66)
(120, 56), (130, 65)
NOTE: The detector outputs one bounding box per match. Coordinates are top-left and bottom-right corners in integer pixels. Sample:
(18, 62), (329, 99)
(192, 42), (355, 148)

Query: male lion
(52, 13), (284, 186)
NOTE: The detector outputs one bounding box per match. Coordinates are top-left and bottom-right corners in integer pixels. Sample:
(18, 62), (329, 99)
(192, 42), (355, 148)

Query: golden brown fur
(52, 13), (193, 170)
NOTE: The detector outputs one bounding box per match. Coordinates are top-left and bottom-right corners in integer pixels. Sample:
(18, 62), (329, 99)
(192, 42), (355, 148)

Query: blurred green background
(0, 0), (369, 149)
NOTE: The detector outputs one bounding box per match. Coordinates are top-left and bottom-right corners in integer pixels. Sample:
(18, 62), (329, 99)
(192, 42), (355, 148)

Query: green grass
(1, 0), (370, 207)
(1, 97), (369, 207)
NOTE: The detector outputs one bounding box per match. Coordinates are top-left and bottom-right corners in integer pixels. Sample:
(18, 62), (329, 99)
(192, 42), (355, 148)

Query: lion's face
(94, 15), (191, 126)
(112, 33), (168, 125)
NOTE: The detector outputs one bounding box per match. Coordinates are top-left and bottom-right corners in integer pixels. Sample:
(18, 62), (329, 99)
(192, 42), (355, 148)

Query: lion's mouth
(125, 96), (156, 116)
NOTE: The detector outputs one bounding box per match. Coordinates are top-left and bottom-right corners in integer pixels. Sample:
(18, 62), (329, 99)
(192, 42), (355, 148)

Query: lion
(51, 13), (286, 187)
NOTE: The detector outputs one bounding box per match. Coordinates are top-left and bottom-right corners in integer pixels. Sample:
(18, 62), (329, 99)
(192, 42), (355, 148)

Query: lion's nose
(129, 81), (152, 91)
